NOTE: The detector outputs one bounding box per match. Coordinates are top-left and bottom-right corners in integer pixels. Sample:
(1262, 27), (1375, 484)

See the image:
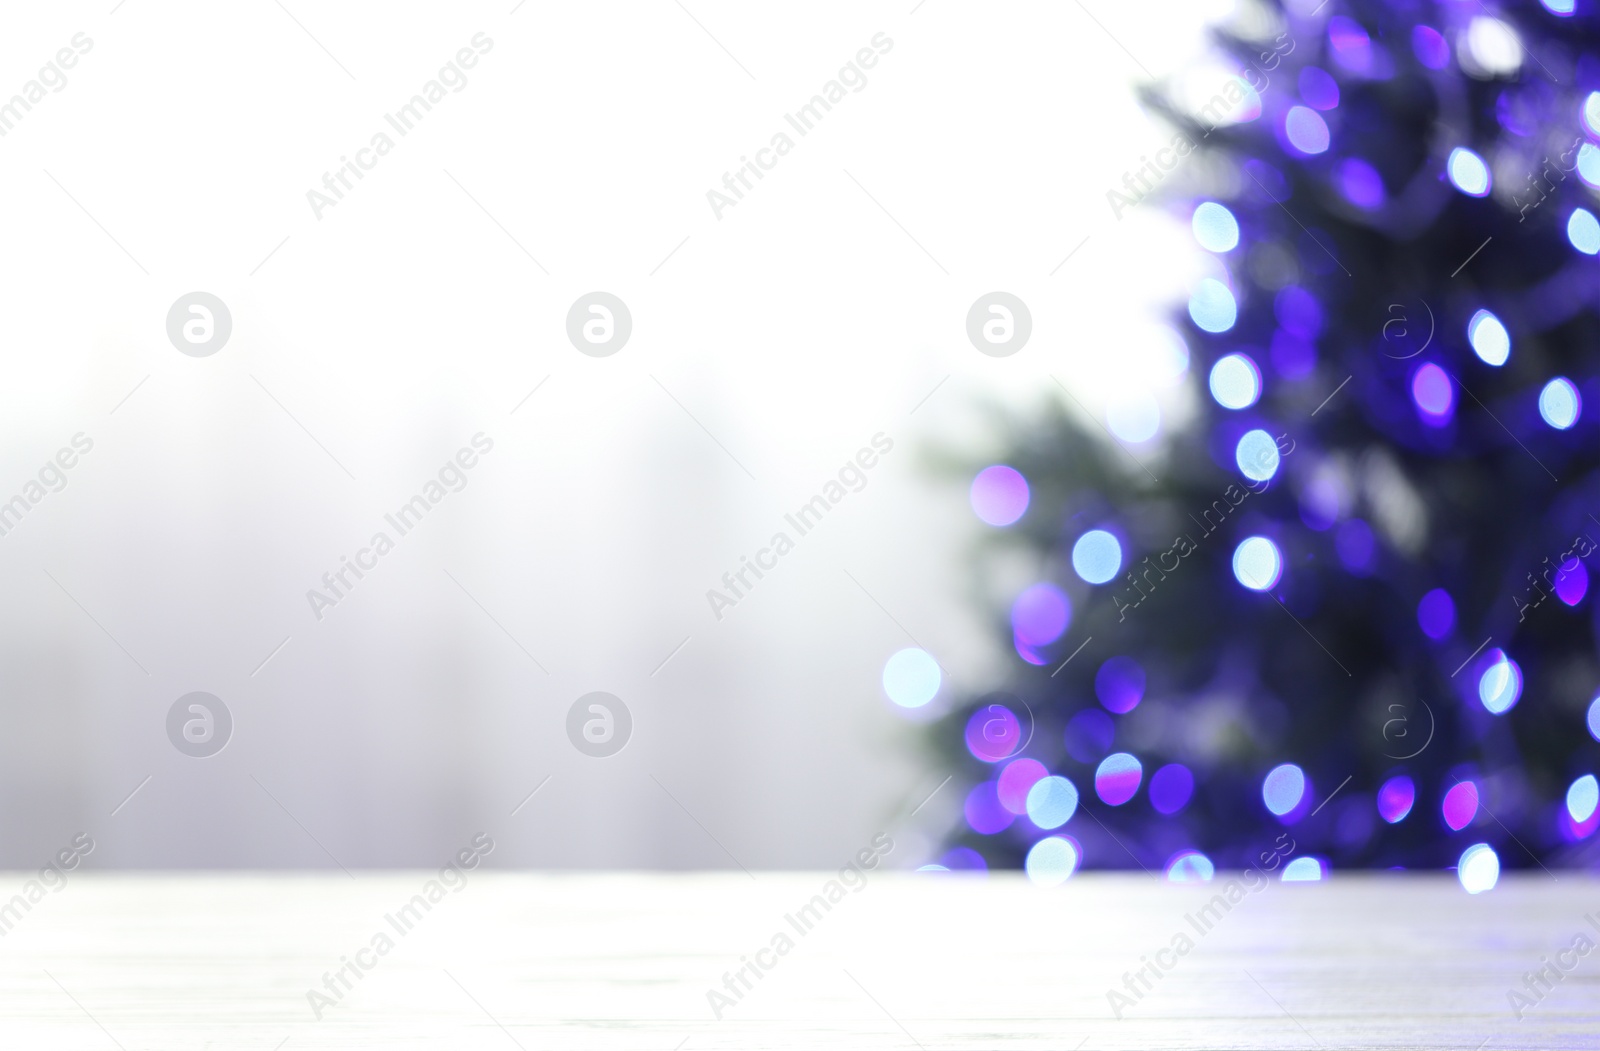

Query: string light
(941, 3), (1588, 892)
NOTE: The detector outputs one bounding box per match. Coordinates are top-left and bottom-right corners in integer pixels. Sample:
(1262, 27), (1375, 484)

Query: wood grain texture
(0, 872), (1594, 1049)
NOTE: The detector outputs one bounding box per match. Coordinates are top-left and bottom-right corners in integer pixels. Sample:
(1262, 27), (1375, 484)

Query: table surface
(1, 871), (1595, 1049)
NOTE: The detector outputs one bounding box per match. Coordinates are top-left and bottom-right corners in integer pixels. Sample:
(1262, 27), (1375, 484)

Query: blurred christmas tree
(935, 0), (1600, 887)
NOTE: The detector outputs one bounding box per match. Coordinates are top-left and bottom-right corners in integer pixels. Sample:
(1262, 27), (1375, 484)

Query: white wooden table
(1, 872), (1593, 1049)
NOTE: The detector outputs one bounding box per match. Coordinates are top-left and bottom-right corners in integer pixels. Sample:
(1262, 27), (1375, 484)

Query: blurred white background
(0, 0), (1239, 869)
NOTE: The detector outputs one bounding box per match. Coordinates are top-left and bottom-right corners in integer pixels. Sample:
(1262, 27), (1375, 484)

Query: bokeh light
(1262, 763), (1307, 817)
(1555, 559), (1588, 607)
(1412, 25), (1449, 69)
(1231, 77), (1264, 123)
(1094, 753), (1143, 806)
(1328, 16), (1372, 73)
(1192, 202), (1240, 253)
(1209, 353), (1262, 409)
(1589, 695), (1600, 742)
(1559, 801), (1594, 842)
(1336, 158), (1385, 209)
(883, 648), (941, 708)
(1236, 429), (1280, 482)
(1013, 636), (1047, 667)
(1272, 329), (1316, 379)
(1468, 309), (1510, 366)
(1377, 775), (1416, 823)
(1011, 583), (1071, 647)
(1147, 326), (1191, 384)
(1447, 148), (1490, 196)
(1106, 391), (1161, 443)
(1585, 91), (1600, 138)
(1149, 764), (1195, 815)
(1569, 209), (1600, 255)
(1275, 286), (1323, 339)
(1417, 588), (1455, 639)
(1477, 650), (1522, 714)
(1540, 0), (1575, 15)
(1569, 775), (1599, 824)
(1165, 850), (1214, 881)
(1442, 781), (1479, 831)
(1411, 362), (1454, 423)
(1281, 857), (1327, 881)
(1064, 709), (1115, 764)
(1072, 530), (1123, 585)
(1299, 66), (1339, 110)
(1095, 656), (1146, 714)
(1581, 143), (1600, 189)
(1335, 519), (1376, 574)
(1233, 536), (1283, 592)
(1538, 378), (1581, 430)
(966, 704), (1022, 763)
(965, 781), (1014, 835)
(1189, 278), (1238, 333)
(1299, 467), (1346, 531)
(997, 758), (1048, 815)
(1458, 843), (1499, 894)
(970, 466), (1030, 527)
(1025, 836), (1081, 886)
(1285, 105), (1330, 155)
(1464, 17), (1521, 77)
(1026, 775), (1080, 829)
(933, 847), (987, 873)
